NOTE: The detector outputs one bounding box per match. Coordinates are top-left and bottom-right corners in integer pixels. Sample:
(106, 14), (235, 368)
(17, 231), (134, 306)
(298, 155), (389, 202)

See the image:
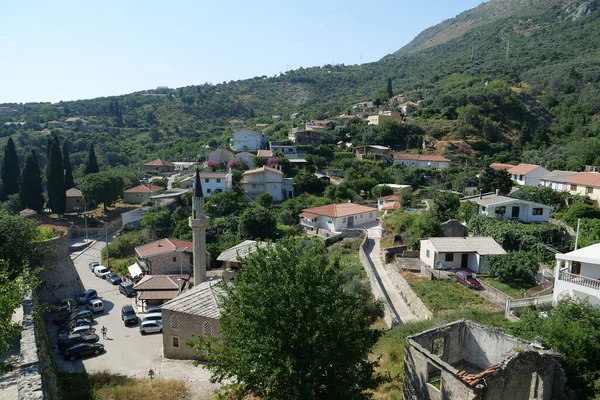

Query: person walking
(101, 326), (107, 339)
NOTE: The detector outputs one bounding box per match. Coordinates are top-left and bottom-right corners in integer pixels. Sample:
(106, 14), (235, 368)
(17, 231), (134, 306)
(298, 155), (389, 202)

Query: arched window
(171, 315), (179, 330)
(204, 321), (212, 337)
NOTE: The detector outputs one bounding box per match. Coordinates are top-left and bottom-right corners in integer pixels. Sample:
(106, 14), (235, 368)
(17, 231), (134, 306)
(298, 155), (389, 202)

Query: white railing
(559, 271), (600, 291)
(505, 295), (554, 319)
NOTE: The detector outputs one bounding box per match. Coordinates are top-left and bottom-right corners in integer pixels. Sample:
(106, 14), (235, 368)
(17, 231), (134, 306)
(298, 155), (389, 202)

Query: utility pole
(574, 219), (581, 250)
(84, 204), (88, 244)
(105, 224), (109, 269)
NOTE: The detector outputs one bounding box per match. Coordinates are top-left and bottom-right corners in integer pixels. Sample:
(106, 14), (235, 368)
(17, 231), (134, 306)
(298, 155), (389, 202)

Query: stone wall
(384, 260), (433, 320)
(162, 308), (220, 360)
(18, 294), (58, 400)
(70, 217), (122, 238)
(38, 232), (70, 266)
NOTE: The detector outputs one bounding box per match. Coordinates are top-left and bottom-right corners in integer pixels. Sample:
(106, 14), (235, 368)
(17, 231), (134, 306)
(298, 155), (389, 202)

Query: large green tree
(141, 205), (172, 239)
(81, 171), (124, 211)
(19, 150), (45, 211)
(192, 239), (384, 399)
(62, 139), (75, 190)
(478, 166), (512, 194)
(0, 213), (42, 277)
(45, 136), (66, 216)
(0, 265), (28, 355)
(237, 206), (276, 240)
(84, 144), (99, 175)
(0, 138), (20, 201)
(432, 191), (461, 222)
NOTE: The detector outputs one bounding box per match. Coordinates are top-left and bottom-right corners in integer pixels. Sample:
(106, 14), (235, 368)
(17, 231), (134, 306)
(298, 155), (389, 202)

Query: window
(216, 178), (221, 183)
(252, 184), (257, 189)
(519, 175), (524, 180)
(426, 249), (430, 258)
(171, 315), (179, 330)
(342, 218), (346, 223)
(571, 184), (577, 191)
(204, 321), (213, 337)
(426, 363), (442, 391)
(530, 371), (543, 399)
(432, 337), (444, 356)
(369, 213), (373, 218)
(587, 186), (593, 194)
(481, 206), (486, 212)
(205, 178), (209, 183)
(494, 206), (506, 214)
(445, 254), (454, 262)
(173, 256), (177, 262)
(207, 188), (211, 193)
(532, 208), (544, 216)
(172, 336), (180, 348)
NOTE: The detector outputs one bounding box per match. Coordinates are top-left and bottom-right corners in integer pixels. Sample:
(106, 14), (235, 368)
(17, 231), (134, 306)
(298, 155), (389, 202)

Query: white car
(139, 320), (162, 335)
(93, 266), (110, 278)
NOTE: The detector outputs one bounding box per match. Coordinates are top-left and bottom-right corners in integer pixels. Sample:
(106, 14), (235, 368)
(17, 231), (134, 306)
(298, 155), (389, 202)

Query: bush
(562, 203), (600, 227)
(487, 251), (538, 285)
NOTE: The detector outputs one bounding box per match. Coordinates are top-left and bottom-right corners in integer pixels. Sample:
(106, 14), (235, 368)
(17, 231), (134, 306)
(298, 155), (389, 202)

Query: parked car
(121, 305), (138, 326)
(88, 261), (100, 271)
(119, 282), (135, 297)
(58, 319), (93, 335)
(94, 266), (110, 279)
(55, 298), (77, 313)
(86, 299), (104, 313)
(58, 310), (93, 327)
(58, 334), (99, 352)
(64, 343), (105, 361)
(105, 273), (122, 285)
(139, 320), (162, 335)
(77, 289), (98, 305)
(53, 309), (79, 325)
(65, 326), (96, 337)
(142, 313), (162, 323)
(145, 307), (162, 315)
(455, 271), (482, 290)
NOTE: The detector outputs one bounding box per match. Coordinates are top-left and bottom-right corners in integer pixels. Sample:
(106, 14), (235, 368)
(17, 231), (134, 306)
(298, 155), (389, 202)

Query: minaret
(190, 170), (208, 285)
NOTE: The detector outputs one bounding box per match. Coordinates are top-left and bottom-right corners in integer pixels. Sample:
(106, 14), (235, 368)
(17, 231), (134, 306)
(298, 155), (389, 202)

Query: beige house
(123, 183), (165, 204)
(142, 158), (175, 173)
(135, 238), (193, 276)
(566, 172), (600, 205)
(65, 188), (83, 213)
(367, 110), (402, 126)
(394, 154), (451, 169)
(241, 166), (293, 202)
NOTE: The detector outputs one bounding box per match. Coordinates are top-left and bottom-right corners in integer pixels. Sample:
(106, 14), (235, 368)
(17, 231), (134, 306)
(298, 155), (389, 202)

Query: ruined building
(403, 320), (567, 400)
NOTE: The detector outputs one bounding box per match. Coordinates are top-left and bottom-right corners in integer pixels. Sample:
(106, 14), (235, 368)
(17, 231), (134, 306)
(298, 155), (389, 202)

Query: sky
(0, 0), (484, 104)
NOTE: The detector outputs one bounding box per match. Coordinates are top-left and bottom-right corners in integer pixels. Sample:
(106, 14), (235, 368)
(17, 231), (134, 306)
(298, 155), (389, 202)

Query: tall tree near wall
(0, 138), (21, 201)
(85, 144), (99, 175)
(19, 150), (45, 212)
(386, 77), (393, 99)
(46, 136), (66, 216)
(62, 139), (75, 190)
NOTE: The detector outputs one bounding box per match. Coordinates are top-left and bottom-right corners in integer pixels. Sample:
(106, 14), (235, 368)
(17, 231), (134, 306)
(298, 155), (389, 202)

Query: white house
(199, 172), (233, 196)
(377, 194), (401, 210)
(269, 142), (304, 159)
(394, 154), (451, 169)
(460, 191), (552, 222)
(241, 166), (293, 202)
(299, 203), (377, 233)
(553, 243), (600, 306)
(419, 237), (506, 273)
(231, 129), (266, 151)
(506, 164), (550, 187)
(539, 170), (577, 192)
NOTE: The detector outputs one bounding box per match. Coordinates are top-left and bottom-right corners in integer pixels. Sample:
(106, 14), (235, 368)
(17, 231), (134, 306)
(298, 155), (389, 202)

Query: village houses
(300, 203), (377, 233)
(241, 166), (293, 202)
(142, 158), (175, 173)
(394, 154), (451, 169)
(123, 183), (165, 204)
(461, 190), (552, 222)
(135, 238), (194, 276)
(553, 242), (600, 306)
(231, 129), (266, 151)
(490, 163), (550, 187)
(419, 236), (506, 273)
(565, 172), (600, 205)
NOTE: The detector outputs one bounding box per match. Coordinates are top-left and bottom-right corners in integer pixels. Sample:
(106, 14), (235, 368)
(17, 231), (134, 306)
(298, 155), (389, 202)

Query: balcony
(558, 270), (600, 291)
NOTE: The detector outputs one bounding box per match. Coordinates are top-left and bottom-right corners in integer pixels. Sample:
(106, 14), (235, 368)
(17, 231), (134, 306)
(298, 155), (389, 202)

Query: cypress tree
(62, 140), (75, 189)
(85, 144), (99, 175)
(46, 136), (66, 216)
(386, 77), (393, 99)
(19, 150), (45, 211)
(0, 137), (21, 201)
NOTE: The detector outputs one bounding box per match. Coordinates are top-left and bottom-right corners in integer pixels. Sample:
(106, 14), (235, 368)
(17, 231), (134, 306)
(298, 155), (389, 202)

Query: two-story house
(299, 203), (377, 234)
(367, 110), (402, 126)
(566, 172), (600, 205)
(539, 170), (577, 192)
(394, 154), (451, 169)
(241, 166), (293, 202)
(288, 128), (322, 146)
(377, 194), (401, 210)
(460, 190), (552, 222)
(231, 129), (266, 151)
(269, 142), (304, 159)
(553, 243), (600, 306)
(507, 164), (550, 187)
(135, 238), (193, 275)
(199, 172), (232, 196)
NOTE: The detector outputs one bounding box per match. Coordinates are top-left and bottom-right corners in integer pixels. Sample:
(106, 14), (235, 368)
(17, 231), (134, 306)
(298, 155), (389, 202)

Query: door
(347, 216), (354, 227)
(511, 206), (520, 219)
(461, 254), (469, 269)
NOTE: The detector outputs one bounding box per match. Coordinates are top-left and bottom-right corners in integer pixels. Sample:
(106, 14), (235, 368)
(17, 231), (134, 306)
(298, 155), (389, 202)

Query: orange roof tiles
(135, 238), (193, 258)
(242, 166), (282, 175)
(257, 149), (273, 158)
(124, 183), (165, 194)
(394, 154), (450, 162)
(301, 203), (376, 218)
(381, 201), (401, 210)
(144, 158), (174, 167)
(490, 163), (515, 171)
(567, 172), (600, 187)
(378, 194), (401, 201)
(507, 163), (542, 175)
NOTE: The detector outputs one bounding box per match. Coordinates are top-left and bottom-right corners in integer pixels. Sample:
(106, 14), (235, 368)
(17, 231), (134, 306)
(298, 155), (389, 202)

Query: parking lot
(49, 237), (217, 395)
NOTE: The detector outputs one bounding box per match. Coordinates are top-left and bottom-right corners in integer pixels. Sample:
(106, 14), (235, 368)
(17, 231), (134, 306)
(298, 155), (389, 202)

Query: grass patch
(327, 235), (363, 268)
(58, 371), (190, 400)
(479, 277), (532, 299)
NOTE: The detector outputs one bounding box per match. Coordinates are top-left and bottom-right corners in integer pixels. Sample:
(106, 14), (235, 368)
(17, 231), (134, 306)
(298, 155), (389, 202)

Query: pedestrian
(101, 326), (107, 339)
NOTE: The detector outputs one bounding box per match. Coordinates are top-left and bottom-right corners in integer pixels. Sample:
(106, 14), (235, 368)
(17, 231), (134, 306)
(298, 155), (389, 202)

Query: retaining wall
(383, 262), (433, 320)
(70, 217), (122, 238)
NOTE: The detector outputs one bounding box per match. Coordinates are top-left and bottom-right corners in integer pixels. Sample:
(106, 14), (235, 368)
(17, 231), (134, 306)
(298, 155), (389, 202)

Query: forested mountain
(2, 0), (600, 176)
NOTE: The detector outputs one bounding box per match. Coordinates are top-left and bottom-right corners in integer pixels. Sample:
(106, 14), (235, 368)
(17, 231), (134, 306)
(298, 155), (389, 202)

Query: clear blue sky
(1, 0), (484, 103)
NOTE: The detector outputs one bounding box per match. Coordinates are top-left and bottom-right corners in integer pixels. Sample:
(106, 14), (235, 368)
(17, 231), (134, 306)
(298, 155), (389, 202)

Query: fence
(505, 295), (554, 319)
(477, 280), (512, 309)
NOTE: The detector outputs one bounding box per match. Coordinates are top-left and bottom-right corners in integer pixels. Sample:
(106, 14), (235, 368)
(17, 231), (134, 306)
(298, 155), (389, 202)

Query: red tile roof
(144, 158), (174, 167)
(257, 149), (273, 158)
(567, 172), (600, 187)
(382, 201), (401, 210)
(199, 172), (228, 179)
(242, 166), (282, 175)
(378, 195), (401, 201)
(490, 163), (515, 171)
(136, 238), (193, 258)
(124, 183), (165, 194)
(301, 203), (376, 218)
(394, 154), (450, 162)
(507, 163), (542, 175)
(133, 274), (186, 291)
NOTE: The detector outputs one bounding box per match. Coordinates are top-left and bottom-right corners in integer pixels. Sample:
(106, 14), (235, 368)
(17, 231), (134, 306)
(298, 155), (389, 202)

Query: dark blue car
(105, 273), (122, 285)
(77, 289), (97, 305)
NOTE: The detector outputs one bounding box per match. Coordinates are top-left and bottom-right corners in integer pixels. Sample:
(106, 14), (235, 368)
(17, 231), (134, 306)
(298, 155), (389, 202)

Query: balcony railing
(559, 270), (600, 291)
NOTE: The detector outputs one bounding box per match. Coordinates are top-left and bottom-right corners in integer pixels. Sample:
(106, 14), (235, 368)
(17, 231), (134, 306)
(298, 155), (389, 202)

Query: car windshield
(98, 268), (108, 273)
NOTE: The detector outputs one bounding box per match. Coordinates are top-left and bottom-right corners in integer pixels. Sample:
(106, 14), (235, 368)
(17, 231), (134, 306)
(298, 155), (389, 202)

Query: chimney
(479, 189), (483, 200)
(157, 240), (162, 247)
(496, 189), (500, 196)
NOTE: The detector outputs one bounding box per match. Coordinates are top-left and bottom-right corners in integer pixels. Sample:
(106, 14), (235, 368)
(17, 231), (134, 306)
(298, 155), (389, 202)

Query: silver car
(142, 313), (162, 323)
(139, 320), (162, 335)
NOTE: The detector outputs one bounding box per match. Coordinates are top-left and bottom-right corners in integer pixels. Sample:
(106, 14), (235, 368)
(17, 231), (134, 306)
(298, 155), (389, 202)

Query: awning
(128, 263), (143, 278)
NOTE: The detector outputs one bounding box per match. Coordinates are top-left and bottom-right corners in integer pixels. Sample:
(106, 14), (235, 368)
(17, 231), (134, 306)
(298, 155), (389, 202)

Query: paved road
(364, 237), (416, 324)
(50, 238), (218, 397)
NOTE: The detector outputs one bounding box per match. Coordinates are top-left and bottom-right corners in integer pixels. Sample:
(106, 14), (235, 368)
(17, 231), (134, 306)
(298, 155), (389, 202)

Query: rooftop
(144, 158), (174, 167)
(540, 170), (577, 183)
(381, 201), (401, 211)
(507, 163), (543, 175)
(426, 237), (506, 255)
(556, 243), (600, 264)
(394, 153), (450, 162)
(161, 279), (228, 319)
(460, 192), (551, 208)
(133, 275), (186, 291)
(257, 149), (273, 158)
(136, 238), (193, 258)
(300, 203), (376, 218)
(65, 188), (82, 197)
(489, 163), (515, 171)
(567, 172), (600, 187)
(124, 183), (165, 194)
(242, 166), (282, 175)
(199, 172), (228, 179)
(217, 240), (270, 263)
(378, 194), (401, 201)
